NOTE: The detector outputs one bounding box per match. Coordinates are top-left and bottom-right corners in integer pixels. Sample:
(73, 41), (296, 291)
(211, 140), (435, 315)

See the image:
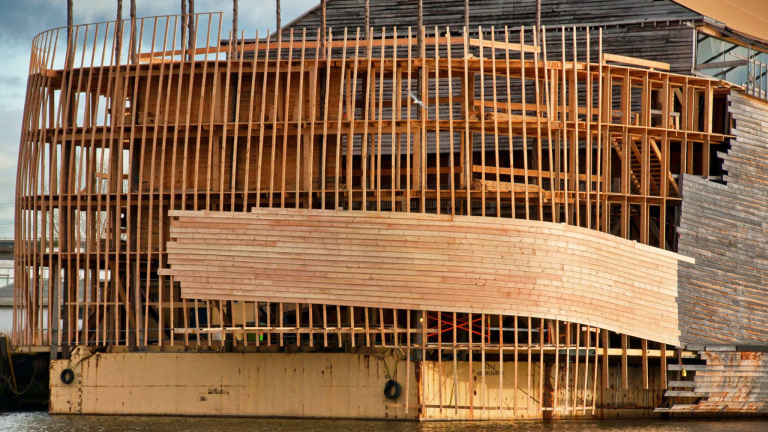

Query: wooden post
(276, 0), (281, 32)
(130, 0), (137, 63)
(116, 0), (123, 60)
(180, 0), (185, 16)
(414, 0), (424, 196)
(320, 0), (327, 58)
(602, 329), (609, 389)
(464, 0), (469, 34)
(621, 334), (628, 389)
(188, 0), (195, 55)
(661, 344), (668, 390)
(536, 0), (541, 34)
(232, 0), (238, 39)
(181, 0), (186, 50)
(641, 339), (649, 390)
(417, 0), (423, 56)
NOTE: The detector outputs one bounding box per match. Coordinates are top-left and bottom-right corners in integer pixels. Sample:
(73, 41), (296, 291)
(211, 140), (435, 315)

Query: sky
(0, 0), (318, 239)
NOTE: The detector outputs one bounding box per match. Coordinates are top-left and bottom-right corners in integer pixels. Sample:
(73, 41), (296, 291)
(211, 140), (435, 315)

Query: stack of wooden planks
(163, 207), (690, 346)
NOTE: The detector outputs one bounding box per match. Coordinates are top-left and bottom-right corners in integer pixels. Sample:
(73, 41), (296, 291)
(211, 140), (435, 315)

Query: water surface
(2, 412), (768, 432)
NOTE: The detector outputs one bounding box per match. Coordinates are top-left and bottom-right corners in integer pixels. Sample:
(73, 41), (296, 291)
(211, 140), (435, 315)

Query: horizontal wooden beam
(603, 53), (671, 71)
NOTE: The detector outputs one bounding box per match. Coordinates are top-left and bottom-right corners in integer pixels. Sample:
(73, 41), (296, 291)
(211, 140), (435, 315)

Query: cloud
(0, 0), (319, 238)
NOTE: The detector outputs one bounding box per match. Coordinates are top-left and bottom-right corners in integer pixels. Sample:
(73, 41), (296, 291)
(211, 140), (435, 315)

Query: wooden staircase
(656, 351), (768, 413)
(609, 135), (679, 196)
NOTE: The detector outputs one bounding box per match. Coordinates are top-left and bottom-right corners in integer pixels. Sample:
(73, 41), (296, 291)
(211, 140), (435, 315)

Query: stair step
(664, 390), (703, 397)
(667, 381), (697, 387)
(668, 364), (705, 371)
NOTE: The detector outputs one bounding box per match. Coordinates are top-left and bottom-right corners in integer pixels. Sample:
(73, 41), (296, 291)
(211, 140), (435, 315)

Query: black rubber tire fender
(383, 379), (401, 400)
(60, 368), (75, 384)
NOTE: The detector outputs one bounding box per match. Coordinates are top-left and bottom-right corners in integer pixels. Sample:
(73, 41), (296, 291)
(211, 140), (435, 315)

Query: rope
(372, 349), (401, 380)
(2, 334), (17, 392)
(0, 364), (37, 396)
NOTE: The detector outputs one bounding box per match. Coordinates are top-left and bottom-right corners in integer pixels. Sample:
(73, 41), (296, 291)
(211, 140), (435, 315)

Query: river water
(2, 412), (768, 432)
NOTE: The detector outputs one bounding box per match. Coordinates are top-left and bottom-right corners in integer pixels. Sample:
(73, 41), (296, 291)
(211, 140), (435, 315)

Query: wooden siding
(288, 0), (699, 30)
(164, 208), (690, 346)
(677, 92), (768, 346)
(285, 0), (701, 73)
(663, 351), (768, 412)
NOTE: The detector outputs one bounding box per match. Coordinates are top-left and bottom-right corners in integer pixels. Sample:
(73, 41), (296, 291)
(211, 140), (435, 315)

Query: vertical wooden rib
(243, 28), (260, 212)
(361, 29), (373, 211)
(268, 30), (282, 208)
(307, 28), (321, 210)
(320, 29), (332, 210)
(532, 26), (544, 221)
(463, 30), (471, 216)
(334, 29), (348, 210)
(280, 30), (295, 209)
(539, 318), (544, 412)
(419, 25), (426, 214)
(254, 30), (271, 209)
(526, 316), (531, 412)
(564, 322), (571, 414)
(520, 28), (530, 220)
(553, 320), (559, 414)
(376, 28), (385, 211)
(453, 311), (459, 414)
(504, 27), (515, 218)
(434, 27), (441, 215)
(346, 29), (360, 211)
(582, 326), (591, 413)
(602, 329), (609, 389)
(621, 333), (628, 389)
(490, 28), (501, 217)
(541, 27), (557, 221)
(391, 28), (398, 211)
(478, 27), (486, 217)
(660, 344), (668, 390)
(513, 315), (518, 417)
(295, 29), (307, 210)
(572, 323), (580, 411)
(446, 29), (456, 216)
(406, 28), (412, 212)
(230, 29), (246, 212)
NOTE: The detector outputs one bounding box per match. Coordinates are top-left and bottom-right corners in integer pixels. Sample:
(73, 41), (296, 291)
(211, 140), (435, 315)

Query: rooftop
(675, 0), (768, 45)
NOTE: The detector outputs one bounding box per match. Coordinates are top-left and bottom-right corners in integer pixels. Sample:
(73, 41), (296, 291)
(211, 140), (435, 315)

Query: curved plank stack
(164, 208), (692, 346)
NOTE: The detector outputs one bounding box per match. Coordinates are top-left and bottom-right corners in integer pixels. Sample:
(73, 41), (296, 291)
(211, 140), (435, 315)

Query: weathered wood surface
(663, 351), (768, 412)
(288, 0), (700, 29)
(677, 92), (768, 346)
(165, 208), (689, 346)
(284, 0), (701, 73)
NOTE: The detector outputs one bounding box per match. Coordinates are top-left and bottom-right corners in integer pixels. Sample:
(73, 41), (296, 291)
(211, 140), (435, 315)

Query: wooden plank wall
(677, 92), (768, 346)
(164, 208), (689, 346)
(285, 0), (701, 73)
(664, 351), (768, 412)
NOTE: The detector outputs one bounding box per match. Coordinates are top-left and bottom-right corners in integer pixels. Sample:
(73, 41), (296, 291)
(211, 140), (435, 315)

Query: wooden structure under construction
(14, 0), (768, 420)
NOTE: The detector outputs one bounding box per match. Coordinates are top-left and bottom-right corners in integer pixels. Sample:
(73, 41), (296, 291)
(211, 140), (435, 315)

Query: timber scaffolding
(14, 12), (737, 417)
